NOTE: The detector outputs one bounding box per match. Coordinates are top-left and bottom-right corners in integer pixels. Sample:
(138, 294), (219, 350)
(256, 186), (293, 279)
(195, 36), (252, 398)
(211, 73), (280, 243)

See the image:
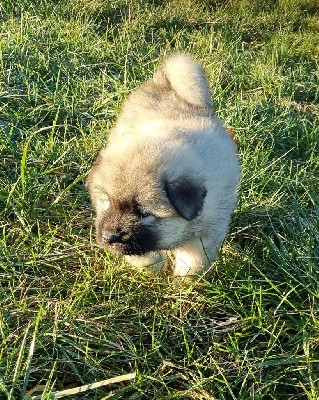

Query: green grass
(0, 0), (318, 398)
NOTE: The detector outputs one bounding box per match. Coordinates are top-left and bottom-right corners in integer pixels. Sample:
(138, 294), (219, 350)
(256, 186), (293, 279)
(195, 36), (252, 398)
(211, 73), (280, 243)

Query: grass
(0, 0), (318, 398)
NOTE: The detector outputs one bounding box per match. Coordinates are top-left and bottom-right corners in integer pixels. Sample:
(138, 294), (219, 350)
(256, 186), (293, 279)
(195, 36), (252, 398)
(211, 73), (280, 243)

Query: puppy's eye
(140, 210), (151, 218)
(139, 210), (156, 224)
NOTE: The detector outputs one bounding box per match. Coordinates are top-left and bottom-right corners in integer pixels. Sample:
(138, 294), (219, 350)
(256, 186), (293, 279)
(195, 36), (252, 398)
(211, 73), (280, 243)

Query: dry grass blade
(29, 373), (137, 399)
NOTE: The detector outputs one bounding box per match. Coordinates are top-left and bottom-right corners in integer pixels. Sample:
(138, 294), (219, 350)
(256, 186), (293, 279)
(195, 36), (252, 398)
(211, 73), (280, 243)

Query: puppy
(86, 54), (241, 278)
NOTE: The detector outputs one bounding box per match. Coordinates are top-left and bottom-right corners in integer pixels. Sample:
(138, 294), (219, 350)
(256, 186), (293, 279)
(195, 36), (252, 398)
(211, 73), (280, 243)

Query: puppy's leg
(125, 252), (165, 272)
(174, 238), (219, 279)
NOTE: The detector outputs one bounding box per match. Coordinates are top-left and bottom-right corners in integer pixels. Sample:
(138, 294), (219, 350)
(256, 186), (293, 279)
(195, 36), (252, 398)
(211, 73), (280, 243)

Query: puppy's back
(110, 54), (213, 140)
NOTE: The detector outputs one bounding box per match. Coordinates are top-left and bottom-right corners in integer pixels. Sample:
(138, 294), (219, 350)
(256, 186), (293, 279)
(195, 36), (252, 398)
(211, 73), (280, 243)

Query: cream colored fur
(87, 54), (241, 279)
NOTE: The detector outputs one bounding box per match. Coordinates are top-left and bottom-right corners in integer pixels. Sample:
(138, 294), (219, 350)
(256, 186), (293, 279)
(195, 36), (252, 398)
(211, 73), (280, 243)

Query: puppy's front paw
(125, 252), (165, 272)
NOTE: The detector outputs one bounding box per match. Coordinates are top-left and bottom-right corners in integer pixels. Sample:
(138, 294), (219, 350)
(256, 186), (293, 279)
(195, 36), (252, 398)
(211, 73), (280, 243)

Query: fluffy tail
(153, 54), (212, 109)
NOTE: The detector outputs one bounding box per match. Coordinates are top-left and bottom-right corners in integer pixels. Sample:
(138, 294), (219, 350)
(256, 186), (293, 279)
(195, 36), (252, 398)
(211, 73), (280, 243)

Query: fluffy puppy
(86, 54), (241, 278)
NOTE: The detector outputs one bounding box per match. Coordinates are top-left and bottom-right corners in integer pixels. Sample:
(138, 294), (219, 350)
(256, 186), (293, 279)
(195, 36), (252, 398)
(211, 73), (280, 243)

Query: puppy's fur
(87, 54), (241, 278)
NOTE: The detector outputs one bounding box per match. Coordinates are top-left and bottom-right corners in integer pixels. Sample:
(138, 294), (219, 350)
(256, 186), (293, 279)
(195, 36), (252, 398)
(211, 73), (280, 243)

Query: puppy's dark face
(87, 169), (207, 256)
(95, 197), (160, 256)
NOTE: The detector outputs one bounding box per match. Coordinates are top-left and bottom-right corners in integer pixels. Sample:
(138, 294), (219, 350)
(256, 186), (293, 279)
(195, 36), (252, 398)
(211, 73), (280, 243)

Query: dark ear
(164, 176), (207, 221)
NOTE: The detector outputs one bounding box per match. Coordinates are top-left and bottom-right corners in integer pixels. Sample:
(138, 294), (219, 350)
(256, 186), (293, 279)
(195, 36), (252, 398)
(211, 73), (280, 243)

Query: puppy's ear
(85, 172), (92, 190)
(85, 153), (104, 190)
(164, 176), (207, 221)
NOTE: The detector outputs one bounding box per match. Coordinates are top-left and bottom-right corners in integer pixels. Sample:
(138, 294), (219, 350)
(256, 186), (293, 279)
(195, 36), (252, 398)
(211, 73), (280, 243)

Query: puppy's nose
(103, 233), (122, 244)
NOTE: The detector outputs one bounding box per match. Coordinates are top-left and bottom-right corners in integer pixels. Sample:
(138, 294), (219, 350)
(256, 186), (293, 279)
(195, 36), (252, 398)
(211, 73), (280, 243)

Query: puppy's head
(89, 195), (159, 255)
(86, 149), (206, 256)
